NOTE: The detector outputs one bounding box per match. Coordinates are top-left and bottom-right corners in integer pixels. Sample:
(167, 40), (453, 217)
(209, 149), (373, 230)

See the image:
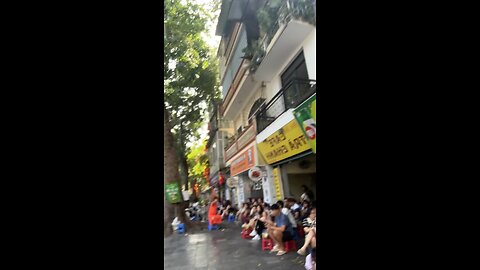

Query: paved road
(164, 221), (307, 270)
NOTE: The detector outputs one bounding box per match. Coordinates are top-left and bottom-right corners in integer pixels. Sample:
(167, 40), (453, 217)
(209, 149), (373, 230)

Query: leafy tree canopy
(164, 0), (221, 155)
(186, 139), (208, 191)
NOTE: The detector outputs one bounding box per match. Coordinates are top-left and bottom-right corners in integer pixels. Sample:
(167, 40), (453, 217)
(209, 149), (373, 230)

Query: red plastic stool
(297, 225), (305, 238)
(262, 238), (273, 251)
(241, 229), (253, 239)
(284, 240), (297, 253)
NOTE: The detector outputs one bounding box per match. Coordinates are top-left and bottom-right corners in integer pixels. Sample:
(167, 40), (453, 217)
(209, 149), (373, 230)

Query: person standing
(300, 185), (315, 203)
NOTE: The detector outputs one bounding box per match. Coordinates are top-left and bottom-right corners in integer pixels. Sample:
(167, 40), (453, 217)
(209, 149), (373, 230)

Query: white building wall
(234, 116), (243, 133)
(253, 28), (316, 127)
(303, 30), (316, 80)
(262, 28), (316, 103)
(264, 78), (280, 102)
(232, 87), (264, 132)
(271, 31), (315, 82)
(242, 110), (248, 127)
(243, 89), (263, 123)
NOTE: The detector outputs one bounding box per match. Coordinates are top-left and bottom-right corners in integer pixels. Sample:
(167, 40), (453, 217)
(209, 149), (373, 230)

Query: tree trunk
(178, 121), (189, 191)
(191, 178), (198, 201)
(164, 106), (202, 237)
(179, 153), (189, 191)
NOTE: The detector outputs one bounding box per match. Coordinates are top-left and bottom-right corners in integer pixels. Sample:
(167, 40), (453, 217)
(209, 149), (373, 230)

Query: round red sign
(305, 125), (316, 140)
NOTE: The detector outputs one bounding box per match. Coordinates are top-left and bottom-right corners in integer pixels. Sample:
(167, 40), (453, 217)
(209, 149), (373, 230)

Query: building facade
(211, 0), (316, 207)
(206, 102), (238, 204)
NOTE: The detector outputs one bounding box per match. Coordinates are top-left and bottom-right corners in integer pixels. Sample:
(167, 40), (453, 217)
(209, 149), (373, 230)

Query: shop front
(225, 143), (261, 206)
(256, 112), (315, 202)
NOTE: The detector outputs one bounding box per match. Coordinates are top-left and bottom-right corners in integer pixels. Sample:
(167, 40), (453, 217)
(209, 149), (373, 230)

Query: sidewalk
(164, 221), (307, 270)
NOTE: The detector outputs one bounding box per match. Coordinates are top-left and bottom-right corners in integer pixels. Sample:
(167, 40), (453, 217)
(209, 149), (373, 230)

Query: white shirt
(291, 203), (301, 211)
(301, 193), (310, 202)
(281, 207), (297, 228)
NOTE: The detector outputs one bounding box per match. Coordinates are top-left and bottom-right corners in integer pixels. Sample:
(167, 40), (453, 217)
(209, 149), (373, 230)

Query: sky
(195, 0), (221, 48)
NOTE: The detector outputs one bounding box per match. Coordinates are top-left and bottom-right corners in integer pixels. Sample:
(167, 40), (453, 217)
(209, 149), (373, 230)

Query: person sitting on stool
(297, 207), (316, 255)
(208, 196), (222, 226)
(260, 203), (294, 256)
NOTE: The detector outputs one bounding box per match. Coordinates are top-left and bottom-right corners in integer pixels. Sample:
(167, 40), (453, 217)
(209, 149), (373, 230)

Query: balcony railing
(249, 0), (316, 72)
(223, 122), (256, 162)
(221, 26), (248, 98)
(256, 78), (316, 133)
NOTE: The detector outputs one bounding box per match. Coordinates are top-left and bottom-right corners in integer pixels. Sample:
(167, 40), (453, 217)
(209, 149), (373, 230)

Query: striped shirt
(302, 217), (316, 228)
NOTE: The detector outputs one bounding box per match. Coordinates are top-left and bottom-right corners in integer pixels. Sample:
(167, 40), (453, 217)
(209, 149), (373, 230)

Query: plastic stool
(284, 239), (297, 253)
(292, 229), (300, 241)
(208, 223), (219, 231)
(177, 223), (185, 234)
(297, 226), (305, 238)
(227, 214), (235, 223)
(262, 238), (273, 251)
(241, 229), (253, 239)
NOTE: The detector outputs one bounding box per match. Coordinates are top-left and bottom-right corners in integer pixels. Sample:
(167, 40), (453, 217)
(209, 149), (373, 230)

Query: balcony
(221, 26), (248, 98)
(248, 0), (316, 81)
(224, 122), (257, 162)
(256, 79), (316, 133)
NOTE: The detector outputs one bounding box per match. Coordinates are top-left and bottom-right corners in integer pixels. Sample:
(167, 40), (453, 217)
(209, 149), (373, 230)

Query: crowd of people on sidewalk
(205, 185), (317, 270)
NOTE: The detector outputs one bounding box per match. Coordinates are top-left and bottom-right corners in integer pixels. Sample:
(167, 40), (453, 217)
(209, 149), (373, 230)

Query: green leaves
(164, 0), (220, 164)
(186, 140), (208, 190)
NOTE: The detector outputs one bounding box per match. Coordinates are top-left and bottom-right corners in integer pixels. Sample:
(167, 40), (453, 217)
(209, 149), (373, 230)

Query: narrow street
(164, 222), (306, 270)
(164, 0), (317, 268)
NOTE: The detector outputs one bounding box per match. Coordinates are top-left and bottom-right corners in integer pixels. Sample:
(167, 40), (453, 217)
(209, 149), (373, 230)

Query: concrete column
(280, 165), (290, 199)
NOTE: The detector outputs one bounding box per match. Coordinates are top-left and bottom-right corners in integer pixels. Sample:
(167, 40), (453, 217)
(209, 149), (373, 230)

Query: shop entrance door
(250, 181), (264, 199)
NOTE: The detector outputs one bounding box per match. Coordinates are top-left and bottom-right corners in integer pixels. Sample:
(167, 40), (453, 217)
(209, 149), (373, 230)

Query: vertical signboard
(293, 94), (316, 153)
(238, 178), (245, 204)
(225, 187), (231, 201)
(272, 167), (284, 201)
(165, 182), (182, 203)
(263, 166), (276, 204)
(262, 176), (271, 204)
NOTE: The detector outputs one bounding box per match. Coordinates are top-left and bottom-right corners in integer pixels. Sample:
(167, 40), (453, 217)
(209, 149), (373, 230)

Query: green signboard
(293, 94), (316, 153)
(165, 182), (182, 203)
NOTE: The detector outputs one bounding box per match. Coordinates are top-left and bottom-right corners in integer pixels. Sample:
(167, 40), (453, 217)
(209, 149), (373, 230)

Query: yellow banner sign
(257, 120), (312, 164)
(273, 167), (283, 201)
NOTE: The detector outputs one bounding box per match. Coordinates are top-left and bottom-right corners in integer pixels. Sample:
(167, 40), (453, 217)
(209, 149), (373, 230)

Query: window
(281, 51), (308, 86)
(248, 98), (266, 125)
(280, 51), (312, 109)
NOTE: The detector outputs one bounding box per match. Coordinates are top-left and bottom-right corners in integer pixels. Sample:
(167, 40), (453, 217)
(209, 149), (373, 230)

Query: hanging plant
(247, 0), (316, 73)
(288, 0), (316, 26)
(242, 40), (260, 60)
(257, 9), (273, 36)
